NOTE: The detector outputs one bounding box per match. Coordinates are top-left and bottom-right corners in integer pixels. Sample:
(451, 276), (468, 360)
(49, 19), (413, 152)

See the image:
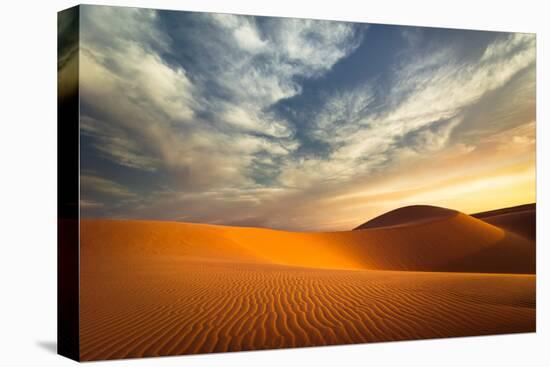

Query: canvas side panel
(57, 5), (80, 362)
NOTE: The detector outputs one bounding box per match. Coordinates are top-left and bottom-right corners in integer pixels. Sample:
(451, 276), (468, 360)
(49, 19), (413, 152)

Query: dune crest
(472, 203), (536, 241)
(354, 205), (458, 230)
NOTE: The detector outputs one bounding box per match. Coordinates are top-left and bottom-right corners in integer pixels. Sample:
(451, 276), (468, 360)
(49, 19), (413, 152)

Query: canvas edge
(57, 4), (81, 362)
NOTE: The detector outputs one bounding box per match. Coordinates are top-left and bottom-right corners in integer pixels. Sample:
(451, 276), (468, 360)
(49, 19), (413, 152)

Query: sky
(72, 5), (536, 231)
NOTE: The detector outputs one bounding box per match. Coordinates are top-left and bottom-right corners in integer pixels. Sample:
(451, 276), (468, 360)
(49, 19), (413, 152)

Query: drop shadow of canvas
(36, 340), (57, 354)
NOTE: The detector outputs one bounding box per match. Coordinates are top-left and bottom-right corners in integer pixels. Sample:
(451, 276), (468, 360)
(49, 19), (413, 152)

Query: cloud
(211, 14), (267, 53)
(81, 174), (136, 199)
(80, 6), (361, 195)
(79, 199), (104, 209)
(281, 32), (535, 189)
(400, 116), (463, 154)
(81, 116), (160, 171)
(80, 7), (199, 173)
(384, 34), (535, 131)
(265, 17), (362, 73)
(197, 14), (363, 137)
(78, 6), (535, 230)
(311, 86), (375, 141)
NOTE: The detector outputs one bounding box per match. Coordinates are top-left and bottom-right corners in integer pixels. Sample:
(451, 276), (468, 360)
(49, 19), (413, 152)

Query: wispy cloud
(78, 6), (536, 230)
(277, 32), (535, 190)
(81, 174), (136, 199)
(80, 6), (361, 191)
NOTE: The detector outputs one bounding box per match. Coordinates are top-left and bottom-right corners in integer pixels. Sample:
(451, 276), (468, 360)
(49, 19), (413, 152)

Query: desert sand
(79, 204), (535, 361)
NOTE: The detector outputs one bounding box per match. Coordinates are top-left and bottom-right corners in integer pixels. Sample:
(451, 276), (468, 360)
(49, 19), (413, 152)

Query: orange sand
(79, 205), (536, 361)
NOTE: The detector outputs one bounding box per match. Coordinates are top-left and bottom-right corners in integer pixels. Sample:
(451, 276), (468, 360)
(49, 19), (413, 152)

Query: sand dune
(472, 203), (535, 219)
(472, 203), (536, 241)
(354, 205), (457, 230)
(79, 205), (536, 361)
(82, 208), (534, 274)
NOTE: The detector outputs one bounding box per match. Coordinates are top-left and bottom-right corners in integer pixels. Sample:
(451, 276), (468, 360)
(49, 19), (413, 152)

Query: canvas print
(58, 4), (536, 362)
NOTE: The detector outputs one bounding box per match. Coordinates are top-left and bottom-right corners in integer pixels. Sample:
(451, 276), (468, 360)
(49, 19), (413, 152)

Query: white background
(0, 0), (548, 365)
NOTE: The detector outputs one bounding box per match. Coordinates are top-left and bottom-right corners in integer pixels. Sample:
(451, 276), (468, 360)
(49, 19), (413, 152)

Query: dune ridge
(82, 209), (534, 274)
(472, 203), (535, 219)
(472, 203), (536, 241)
(354, 205), (458, 230)
(80, 205), (536, 360)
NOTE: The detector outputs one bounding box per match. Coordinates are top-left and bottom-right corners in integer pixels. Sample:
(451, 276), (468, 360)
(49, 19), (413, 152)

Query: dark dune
(472, 203), (535, 241)
(353, 205), (457, 230)
(471, 203), (535, 219)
